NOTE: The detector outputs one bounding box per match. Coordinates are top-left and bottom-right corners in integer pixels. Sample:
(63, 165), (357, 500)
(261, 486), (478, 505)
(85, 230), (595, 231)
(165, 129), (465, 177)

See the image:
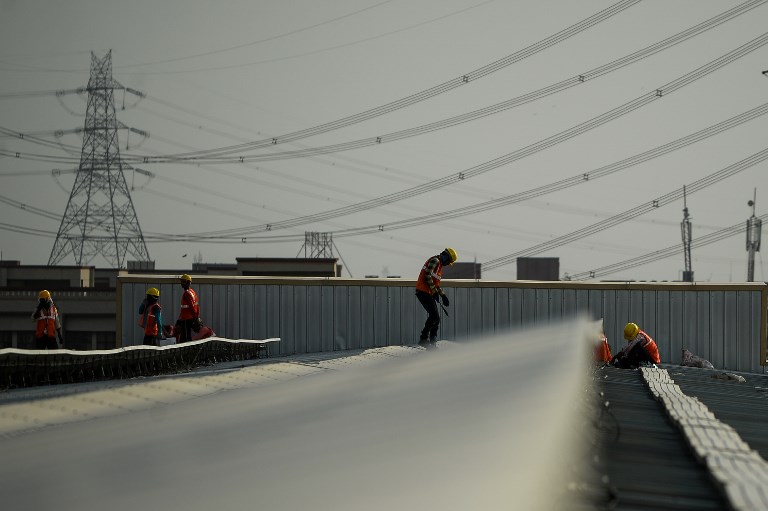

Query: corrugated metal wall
(118, 277), (768, 373)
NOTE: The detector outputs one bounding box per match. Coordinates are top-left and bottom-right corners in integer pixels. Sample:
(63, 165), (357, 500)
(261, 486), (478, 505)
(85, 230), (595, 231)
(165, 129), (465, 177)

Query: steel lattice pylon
(49, 51), (149, 268)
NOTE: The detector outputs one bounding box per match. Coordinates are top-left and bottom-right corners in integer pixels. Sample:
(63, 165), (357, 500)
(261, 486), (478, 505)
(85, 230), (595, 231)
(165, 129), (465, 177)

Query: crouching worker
(138, 287), (163, 346)
(191, 318), (215, 341)
(612, 322), (660, 369)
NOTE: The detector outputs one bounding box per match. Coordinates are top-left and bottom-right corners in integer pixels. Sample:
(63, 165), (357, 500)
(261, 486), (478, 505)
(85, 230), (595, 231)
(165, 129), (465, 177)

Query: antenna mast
(680, 185), (693, 282)
(746, 188), (762, 282)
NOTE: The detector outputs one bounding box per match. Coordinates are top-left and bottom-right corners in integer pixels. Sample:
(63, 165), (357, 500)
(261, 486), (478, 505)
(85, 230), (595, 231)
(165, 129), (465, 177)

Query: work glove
(433, 294), (440, 302)
(441, 294), (450, 307)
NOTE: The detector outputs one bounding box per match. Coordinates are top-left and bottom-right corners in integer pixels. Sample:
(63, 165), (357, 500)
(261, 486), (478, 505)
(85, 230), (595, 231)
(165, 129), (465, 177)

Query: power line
(144, 31), (768, 240)
(115, 0), (641, 161)
(482, 146), (768, 271)
(119, 0), (768, 164)
(567, 213), (768, 280)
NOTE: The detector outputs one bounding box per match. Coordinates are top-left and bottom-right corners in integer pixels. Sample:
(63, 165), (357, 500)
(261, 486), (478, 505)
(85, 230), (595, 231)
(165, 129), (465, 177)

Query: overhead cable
(567, 213), (768, 280)
(123, 0), (768, 164)
(482, 146), (768, 271)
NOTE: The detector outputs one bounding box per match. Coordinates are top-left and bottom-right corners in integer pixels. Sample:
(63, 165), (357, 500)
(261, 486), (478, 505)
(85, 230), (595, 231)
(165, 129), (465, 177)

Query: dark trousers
(177, 319), (194, 343)
(143, 335), (159, 346)
(416, 290), (440, 341)
(614, 342), (655, 369)
(35, 335), (58, 350)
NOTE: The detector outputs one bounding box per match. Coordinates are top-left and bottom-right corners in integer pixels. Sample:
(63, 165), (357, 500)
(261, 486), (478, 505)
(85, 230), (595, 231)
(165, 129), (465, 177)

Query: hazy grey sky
(1, 0), (767, 281)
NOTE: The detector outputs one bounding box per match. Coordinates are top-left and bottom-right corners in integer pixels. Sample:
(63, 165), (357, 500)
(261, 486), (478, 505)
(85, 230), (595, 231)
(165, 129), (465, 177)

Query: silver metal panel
(656, 291), (674, 364)
(320, 286), (335, 351)
(509, 288), (524, 328)
(737, 291), (751, 371)
(119, 279), (766, 373)
(549, 288), (563, 321)
(725, 291), (740, 370)
(293, 286), (308, 354)
(359, 287), (375, 349)
(709, 292), (725, 369)
(697, 292), (712, 363)
(495, 288), (511, 332)
(453, 287), (470, 341)
(468, 288), (484, 338)
(347, 286), (363, 350)
(682, 292), (698, 357)
(333, 286), (349, 351)
(588, 290), (603, 323)
(602, 290), (618, 354)
(534, 289), (549, 324)
(481, 288), (495, 337)
(521, 288), (536, 326)
(401, 288), (417, 345)
(254, 285), (270, 340)
(750, 292), (763, 372)
(280, 286), (296, 354)
(641, 290), (657, 339)
(669, 291), (684, 365)
(563, 288), (579, 319)
(238, 286), (254, 339)
(374, 287), (389, 347)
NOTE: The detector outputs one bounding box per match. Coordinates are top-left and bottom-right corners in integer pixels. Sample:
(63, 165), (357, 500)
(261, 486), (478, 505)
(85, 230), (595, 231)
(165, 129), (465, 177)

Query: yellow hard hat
(445, 247), (458, 265)
(146, 287), (160, 298)
(180, 274), (192, 282)
(39, 289), (51, 300)
(624, 322), (639, 341)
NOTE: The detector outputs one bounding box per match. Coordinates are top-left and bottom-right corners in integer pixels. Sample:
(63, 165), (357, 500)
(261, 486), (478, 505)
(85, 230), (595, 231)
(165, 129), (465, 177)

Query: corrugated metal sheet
(118, 277), (767, 372)
(594, 366), (728, 510)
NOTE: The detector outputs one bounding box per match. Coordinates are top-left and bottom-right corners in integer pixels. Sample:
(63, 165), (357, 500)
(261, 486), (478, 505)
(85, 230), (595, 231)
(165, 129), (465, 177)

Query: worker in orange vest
(138, 287), (163, 346)
(415, 247), (457, 349)
(176, 274), (200, 343)
(31, 290), (65, 349)
(612, 322), (660, 368)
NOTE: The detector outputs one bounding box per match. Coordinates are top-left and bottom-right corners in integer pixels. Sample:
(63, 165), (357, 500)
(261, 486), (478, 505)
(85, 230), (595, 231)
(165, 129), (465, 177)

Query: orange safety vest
(637, 330), (661, 363)
(34, 305), (59, 338)
(415, 256), (443, 295)
(138, 302), (161, 336)
(179, 288), (199, 320)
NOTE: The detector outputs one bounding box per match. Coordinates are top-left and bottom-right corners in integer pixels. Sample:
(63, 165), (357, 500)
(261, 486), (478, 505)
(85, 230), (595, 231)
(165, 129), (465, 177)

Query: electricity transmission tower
(49, 50), (150, 268)
(746, 189), (762, 282)
(297, 232), (353, 277)
(299, 232), (334, 258)
(680, 186), (694, 282)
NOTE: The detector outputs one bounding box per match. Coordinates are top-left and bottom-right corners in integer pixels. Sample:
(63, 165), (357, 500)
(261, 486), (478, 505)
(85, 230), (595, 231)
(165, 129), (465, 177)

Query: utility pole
(746, 189), (762, 282)
(680, 185), (693, 282)
(49, 51), (150, 268)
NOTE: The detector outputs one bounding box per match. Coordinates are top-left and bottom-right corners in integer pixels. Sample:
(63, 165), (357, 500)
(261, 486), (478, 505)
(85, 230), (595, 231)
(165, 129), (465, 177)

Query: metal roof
(592, 364), (768, 510)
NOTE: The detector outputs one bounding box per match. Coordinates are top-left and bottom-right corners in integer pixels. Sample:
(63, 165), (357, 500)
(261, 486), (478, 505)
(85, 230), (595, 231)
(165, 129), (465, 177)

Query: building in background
(0, 257), (340, 350)
(442, 261), (482, 279)
(517, 257), (560, 281)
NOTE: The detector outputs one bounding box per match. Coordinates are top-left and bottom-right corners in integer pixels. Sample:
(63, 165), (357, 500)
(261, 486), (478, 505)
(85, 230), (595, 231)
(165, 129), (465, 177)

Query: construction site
(2, 1), (768, 509)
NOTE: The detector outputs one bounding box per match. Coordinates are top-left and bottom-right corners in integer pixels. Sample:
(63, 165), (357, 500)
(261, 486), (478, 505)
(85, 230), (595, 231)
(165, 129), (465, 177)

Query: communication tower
(680, 186), (693, 282)
(746, 189), (762, 282)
